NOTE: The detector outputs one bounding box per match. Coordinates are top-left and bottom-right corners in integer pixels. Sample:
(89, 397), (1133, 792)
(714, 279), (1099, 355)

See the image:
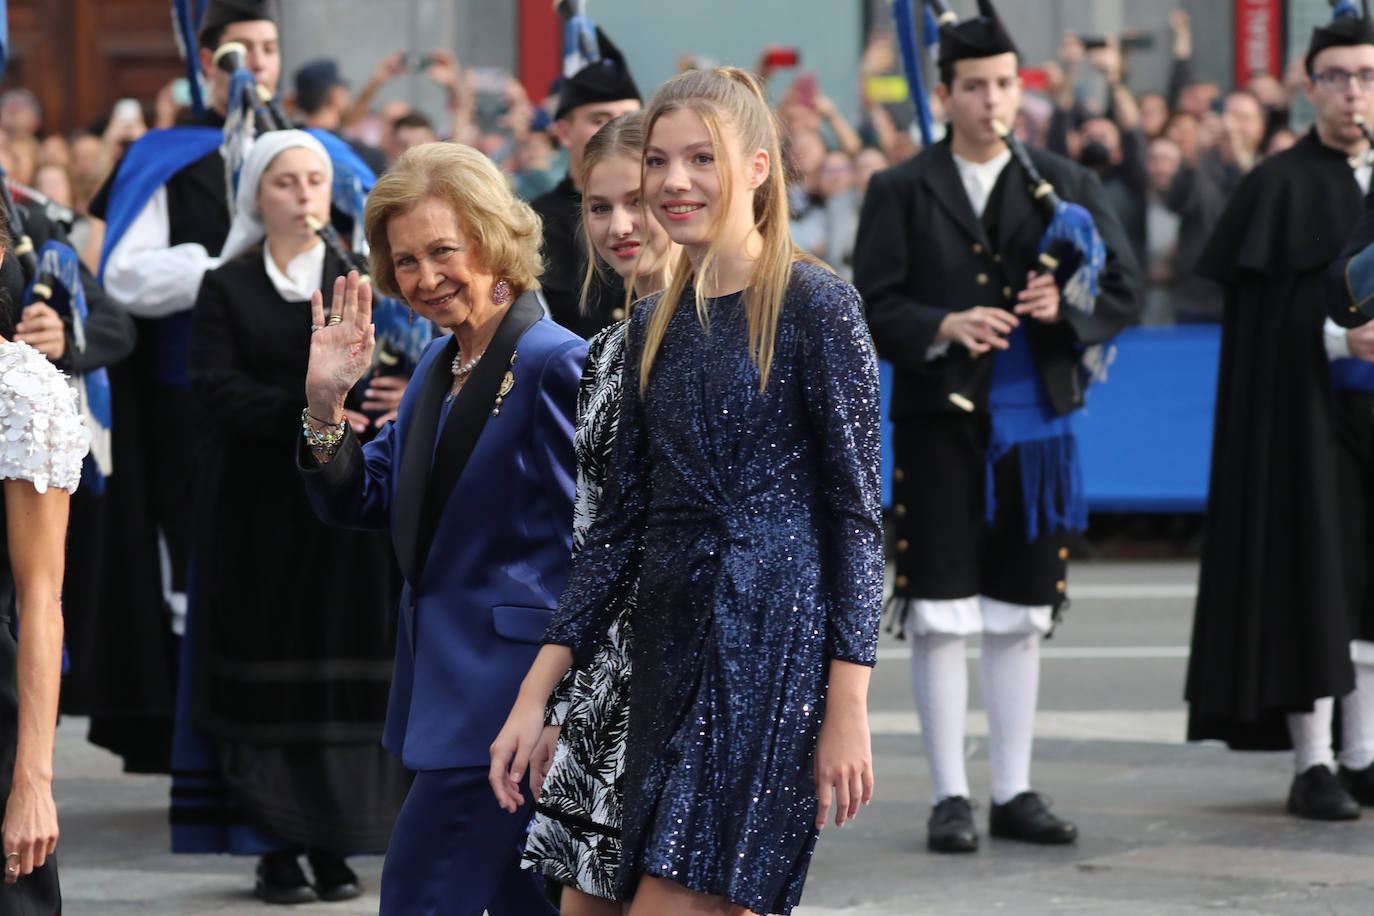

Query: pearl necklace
(451, 349), (482, 378)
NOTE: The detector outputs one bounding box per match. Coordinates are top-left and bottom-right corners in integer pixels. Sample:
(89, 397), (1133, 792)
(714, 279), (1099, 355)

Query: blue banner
(0, 0), (9, 79)
(171, 0), (209, 115)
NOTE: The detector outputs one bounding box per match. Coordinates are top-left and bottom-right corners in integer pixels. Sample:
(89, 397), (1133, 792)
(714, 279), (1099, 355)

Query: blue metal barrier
(878, 324), (1221, 514)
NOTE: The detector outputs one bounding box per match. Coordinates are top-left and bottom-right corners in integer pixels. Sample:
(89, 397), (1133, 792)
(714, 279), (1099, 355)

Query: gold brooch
(493, 352), (517, 417)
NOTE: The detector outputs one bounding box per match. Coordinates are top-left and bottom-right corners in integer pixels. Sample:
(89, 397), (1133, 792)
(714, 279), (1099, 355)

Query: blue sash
(1332, 356), (1374, 393)
(97, 127), (223, 280)
(986, 326), (1087, 541)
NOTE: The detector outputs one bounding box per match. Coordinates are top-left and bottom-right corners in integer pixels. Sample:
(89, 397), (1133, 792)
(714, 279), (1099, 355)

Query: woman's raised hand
(305, 271), (376, 421)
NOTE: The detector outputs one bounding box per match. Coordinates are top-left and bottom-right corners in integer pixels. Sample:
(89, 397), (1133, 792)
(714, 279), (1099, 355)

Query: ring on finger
(310, 324), (321, 333)
(327, 315), (344, 325)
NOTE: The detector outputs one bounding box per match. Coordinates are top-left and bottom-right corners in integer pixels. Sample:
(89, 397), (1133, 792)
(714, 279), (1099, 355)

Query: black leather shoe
(254, 851), (317, 905)
(927, 796), (979, 853)
(1338, 762), (1374, 806)
(989, 791), (1078, 844)
(1288, 765), (1361, 820)
(306, 848), (363, 902)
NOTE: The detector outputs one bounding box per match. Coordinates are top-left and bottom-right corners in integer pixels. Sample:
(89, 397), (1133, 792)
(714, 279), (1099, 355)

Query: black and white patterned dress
(523, 321), (634, 899)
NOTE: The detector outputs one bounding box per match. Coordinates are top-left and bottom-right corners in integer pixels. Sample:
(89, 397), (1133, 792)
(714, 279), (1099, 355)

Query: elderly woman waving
(298, 143), (585, 916)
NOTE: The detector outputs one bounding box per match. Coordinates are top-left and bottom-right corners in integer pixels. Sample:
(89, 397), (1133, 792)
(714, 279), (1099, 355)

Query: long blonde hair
(579, 112), (649, 316)
(638, 67), (804, 393)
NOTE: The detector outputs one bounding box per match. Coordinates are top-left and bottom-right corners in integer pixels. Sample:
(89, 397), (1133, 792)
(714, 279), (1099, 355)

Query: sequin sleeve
(542, 304), (650, 663)
(798, 273), (884, 666)
(0, 342), (90, 495)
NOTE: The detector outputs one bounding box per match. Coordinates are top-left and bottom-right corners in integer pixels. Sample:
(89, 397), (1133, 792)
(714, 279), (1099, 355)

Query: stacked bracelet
(301, 407), (346, 456)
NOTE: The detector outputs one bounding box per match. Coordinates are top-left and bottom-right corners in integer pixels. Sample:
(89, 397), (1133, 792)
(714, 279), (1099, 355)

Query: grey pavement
(48, 561), (1374, 914)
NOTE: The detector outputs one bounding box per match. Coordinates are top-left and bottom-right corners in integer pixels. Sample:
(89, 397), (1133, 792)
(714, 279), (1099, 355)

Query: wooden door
(4, 0), (184, 135)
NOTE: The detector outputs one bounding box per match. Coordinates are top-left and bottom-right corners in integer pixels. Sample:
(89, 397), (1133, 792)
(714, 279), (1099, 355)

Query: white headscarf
(217, 130), (333, 265)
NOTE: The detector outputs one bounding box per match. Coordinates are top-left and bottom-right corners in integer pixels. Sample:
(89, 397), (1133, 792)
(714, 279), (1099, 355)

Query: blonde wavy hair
(638, 67), (814, 393)
(364, 142), (544, 300)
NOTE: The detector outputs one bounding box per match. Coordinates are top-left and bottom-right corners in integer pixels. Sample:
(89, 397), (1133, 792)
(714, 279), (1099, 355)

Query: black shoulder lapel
(407, 291), (544, 581)
(921, 143), (992, 249)
(392, 335), (458, 583)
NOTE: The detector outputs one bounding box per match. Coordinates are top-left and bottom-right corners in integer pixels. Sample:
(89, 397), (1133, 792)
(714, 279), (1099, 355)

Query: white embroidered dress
(0, 340), (88, 495)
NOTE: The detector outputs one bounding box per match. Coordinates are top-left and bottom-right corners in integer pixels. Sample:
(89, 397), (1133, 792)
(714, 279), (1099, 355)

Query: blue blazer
(301, 296), (586, 770)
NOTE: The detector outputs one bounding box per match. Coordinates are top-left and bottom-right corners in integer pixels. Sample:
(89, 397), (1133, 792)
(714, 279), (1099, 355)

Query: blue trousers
(380, 766), (554, 916)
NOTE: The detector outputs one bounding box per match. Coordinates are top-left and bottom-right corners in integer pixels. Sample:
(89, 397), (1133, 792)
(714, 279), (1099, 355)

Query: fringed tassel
(883, 594), (914, 640)
(985, 434), (1088, 543)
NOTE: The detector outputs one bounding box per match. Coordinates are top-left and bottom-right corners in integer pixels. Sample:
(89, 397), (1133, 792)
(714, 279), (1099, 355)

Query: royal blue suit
(301, 292), (585, 915)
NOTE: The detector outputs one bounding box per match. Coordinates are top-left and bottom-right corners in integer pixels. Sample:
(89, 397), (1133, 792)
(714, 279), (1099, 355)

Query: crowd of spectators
(769, 9), (1313, 327)
(0, 9), (1327, 330)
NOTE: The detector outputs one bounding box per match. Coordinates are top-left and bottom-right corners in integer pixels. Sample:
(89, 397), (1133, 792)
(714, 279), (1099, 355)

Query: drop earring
(490, 278), (512, 306)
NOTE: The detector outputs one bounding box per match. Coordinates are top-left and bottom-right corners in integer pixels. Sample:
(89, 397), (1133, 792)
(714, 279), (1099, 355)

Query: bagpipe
(6, 179), (75, 234)
(209, 38), (435, 414)
(1354, 112), (1374, 156)
(556, 0), (603, 77)
(894, 0), (1109, 411)
(0, 165), (112, 492)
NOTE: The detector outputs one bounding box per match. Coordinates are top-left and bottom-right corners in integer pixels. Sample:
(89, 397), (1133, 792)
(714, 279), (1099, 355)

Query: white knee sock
(911, 633), (970, 802)
(1288, 697), (1336, 773)
(980, 631), (1040, 805)
(1339, 663), (1374, 771)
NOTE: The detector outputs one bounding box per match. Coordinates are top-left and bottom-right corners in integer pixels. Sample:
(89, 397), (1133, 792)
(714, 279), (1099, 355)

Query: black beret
(1307, 9), (1374, 76)
(555, 29), (641, 120)
(937, 0), (1019, 70)
(198, 0), (279, 47)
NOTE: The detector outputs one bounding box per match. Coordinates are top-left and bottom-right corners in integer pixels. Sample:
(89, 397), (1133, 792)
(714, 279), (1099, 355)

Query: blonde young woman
(492, 69), (883, 916)
(522, 113), (676, 914)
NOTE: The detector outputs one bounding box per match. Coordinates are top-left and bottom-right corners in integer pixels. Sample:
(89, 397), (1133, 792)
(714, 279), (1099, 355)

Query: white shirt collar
(951, 147), (1012, 219)
(263, 239), (326, 302)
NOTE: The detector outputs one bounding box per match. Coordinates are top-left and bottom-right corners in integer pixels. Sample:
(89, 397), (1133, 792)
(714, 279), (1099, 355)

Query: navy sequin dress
(544, 261), (883, 914)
